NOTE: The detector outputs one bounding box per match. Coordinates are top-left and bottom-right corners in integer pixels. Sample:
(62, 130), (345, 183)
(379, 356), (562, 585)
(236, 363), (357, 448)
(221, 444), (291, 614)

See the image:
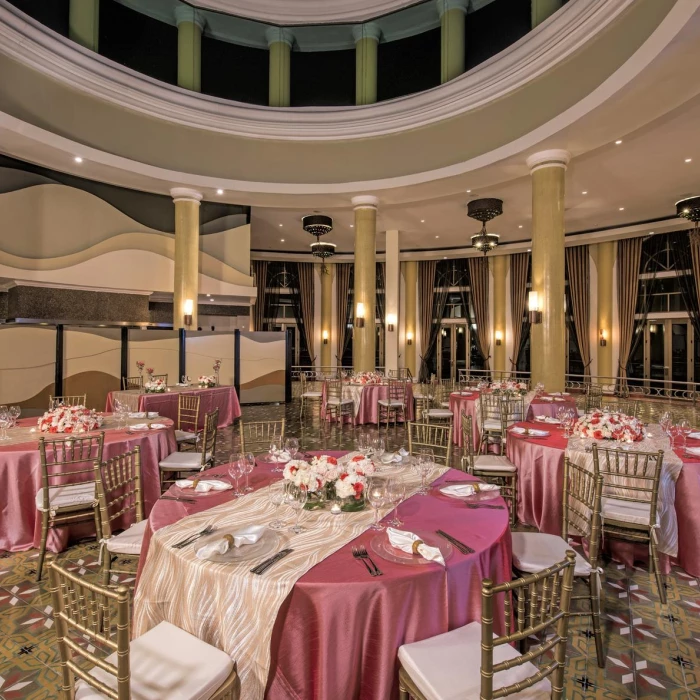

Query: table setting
(320, 380), (415, 425)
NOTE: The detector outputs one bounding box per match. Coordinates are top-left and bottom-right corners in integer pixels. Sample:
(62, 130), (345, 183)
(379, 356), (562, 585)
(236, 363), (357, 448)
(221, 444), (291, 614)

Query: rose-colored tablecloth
(106, 385), (241, 429)
(136, 454), (511, 700)
(321, 383), (415, 425)
(527, 395), (578, 421)
(0, 416), (176, 553)
(506, 421), (700, 577)
(449, 391), (480, 448)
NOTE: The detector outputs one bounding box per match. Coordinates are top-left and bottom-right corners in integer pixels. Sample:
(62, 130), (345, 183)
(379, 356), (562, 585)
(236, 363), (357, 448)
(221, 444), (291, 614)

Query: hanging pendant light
(468, 198), (502, 255)
(302, 214), (333, 237)
(310, 235), (336, 258)
(677, 196), (700, 243)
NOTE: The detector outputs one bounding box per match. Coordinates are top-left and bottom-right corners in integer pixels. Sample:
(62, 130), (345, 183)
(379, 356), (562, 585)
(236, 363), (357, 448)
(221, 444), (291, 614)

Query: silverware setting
(435, 529), (474, 554)
(160, 496), (196, 503)
(251, 548), (293, 575)
(172, 524), (214, 548)
(465, 503), (505, 510)
(352, 545), (383, 576)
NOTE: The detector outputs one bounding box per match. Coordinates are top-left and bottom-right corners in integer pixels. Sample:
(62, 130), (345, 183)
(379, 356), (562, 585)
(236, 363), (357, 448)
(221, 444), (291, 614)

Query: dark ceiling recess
(7, 0), (69, 36)
(467, 0), (531, 69)
(291, 47), (355, 107)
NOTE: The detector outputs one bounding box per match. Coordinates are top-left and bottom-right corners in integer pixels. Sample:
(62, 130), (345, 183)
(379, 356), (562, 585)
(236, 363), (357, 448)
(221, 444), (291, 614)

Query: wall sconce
(322, 330), (329, 345)
(387, 313), (396, 332)
(355, 302), (365, 328)
(183, 298), (194, 327)
(406, 331), (413, 345)
(495, 330), (503, 346)
(528, 291), (542, 324)
(599, 329), (607, 347)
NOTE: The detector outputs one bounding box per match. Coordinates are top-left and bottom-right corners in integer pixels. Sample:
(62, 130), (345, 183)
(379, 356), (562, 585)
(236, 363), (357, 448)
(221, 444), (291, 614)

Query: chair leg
(36, 510), (50, 582)
(299, 396), (304, 420)
(589, 573), (606, 668)
(650, 529), (666, 604)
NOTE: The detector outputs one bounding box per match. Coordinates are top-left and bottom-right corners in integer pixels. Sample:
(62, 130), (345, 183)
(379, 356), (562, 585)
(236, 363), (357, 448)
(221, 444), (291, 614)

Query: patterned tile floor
(2, 395), (700, 699)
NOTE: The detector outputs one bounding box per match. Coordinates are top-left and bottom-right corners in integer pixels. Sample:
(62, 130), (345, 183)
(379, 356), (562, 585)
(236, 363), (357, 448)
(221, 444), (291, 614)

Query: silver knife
(251, 548), (293, 575)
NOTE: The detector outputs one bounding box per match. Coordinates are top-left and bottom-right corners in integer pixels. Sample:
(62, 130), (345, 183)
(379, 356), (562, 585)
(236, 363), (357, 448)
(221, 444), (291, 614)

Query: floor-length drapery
(418, 261), (437, 381)
(509, 253), (529, 371)
(468, 257), (491, 371)
(669, 230), (700, 341)
(335, 263), (352, 367)
(617, 237), (643, 391)
(565, 245), (591, 378)
(297, 263), (316, 364)
(252, 260), (268, 332)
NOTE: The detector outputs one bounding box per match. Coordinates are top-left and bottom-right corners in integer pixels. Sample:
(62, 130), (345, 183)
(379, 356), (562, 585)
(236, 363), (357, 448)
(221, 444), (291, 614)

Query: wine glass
(228, 452), (244, 496)
(367, 477), (387, 531)
(286, 483), (307, 534)
(417, 449), (434, 495)
(0, 409), (10, 441)
(268, 483), (287, 530)
(284, 437), (299, 461)
(243, 452), (255, 492)
(386, 477), (406, 527)
(659, 411), (672, 437)
(372, 437), (386, 463)
(8, 405), (20, 427)
(270, 436), (284, 473)
(557, 406), (567, 423)
(356, 433), (369, 456)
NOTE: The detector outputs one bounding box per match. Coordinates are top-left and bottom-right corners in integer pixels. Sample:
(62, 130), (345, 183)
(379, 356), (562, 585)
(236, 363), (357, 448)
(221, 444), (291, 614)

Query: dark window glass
(8, 0), (69, 36)
(291, 49), (355, 106)
(466, 0), (530, 70)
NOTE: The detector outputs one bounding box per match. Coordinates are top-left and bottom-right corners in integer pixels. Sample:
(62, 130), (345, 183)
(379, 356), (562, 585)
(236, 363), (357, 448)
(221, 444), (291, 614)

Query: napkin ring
(473, 483), (481, 493)
(412, 540), (424, 555)
(223, 534), (234, 548)
(191, 479), (200, 490)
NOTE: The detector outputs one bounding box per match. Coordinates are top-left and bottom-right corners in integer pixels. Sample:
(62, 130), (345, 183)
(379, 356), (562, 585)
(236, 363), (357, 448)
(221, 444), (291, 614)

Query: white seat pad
(474, 455), (516, 473)
(378, 399), (404, 407)
(426, 409), (453, 418)
(106, 518), (148, 555)
(175, 430), (198, 443)
(327, 398), (353, 405)
(36, 483), (96, 512)
(602, 497), (653, 526)
(483, 419), (502, 430)
(159, 452), (211, 470)
(302, 391), (323, 398)
(398, 621), (551, 700)
(75, 621), (234, 700)
(440, 402), (451, 408)
(512, 532), (592, 577)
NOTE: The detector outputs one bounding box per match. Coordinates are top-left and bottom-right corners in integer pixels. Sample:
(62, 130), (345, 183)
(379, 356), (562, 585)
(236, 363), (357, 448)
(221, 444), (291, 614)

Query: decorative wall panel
(127, 330), (179, 385)
(238, 331), (286, 404)
(185, 331), (235, 386)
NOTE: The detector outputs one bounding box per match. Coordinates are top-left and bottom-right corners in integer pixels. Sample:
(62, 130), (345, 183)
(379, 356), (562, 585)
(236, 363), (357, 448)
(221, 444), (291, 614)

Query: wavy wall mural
(239, 332), (286, 404)
(127, 330), (180, 387)
(186, 332), (235, 387)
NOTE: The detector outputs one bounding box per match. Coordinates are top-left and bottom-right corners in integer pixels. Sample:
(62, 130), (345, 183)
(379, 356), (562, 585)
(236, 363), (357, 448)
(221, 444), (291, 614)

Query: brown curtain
(297, 263), (315, 363)
(252, 260), (267, 331)
(418, 260), (437, 380)
(509, 252), (529, 370)
(565, 245), (591, 378)
(335, 263), (352, 365)
(617, 237), (643, 389)
(468, 257), (491, 370)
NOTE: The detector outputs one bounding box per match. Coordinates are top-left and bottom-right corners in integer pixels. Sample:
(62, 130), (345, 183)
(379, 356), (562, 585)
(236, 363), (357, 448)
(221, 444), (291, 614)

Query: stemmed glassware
(8, 406), (20, 428)
(285, 483), (307, 534)
(386, 477), (406, 527)
(659, 412), (672, 439)
(416, 449), (434, 495)
(228, 452), (244, 496)
(0, 408), (10, 441)
(268, 483), (287, 530)
(367, 477), (387, 531)
(284, 437), (299, 461)
(356, 433), (369, 456)
(270, 436), (284, 472)
(243, 452), (255, 492)
(372, 437), (386, 463)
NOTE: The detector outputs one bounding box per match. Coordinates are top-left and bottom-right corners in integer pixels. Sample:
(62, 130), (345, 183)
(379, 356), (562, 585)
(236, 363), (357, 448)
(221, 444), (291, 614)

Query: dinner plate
(432, 482), (502, 502)
(194, 529), (283, 564)
(370, 529), (453, 566)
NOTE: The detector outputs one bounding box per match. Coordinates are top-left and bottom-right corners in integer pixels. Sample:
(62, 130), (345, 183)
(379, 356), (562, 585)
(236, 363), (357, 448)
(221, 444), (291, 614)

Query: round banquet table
(134, 453), (511, 700)
(321, 382), (415, 425)
(0, 415), (176, 553)
(506, 420), (700, 577)
(106, 385), (241, 429)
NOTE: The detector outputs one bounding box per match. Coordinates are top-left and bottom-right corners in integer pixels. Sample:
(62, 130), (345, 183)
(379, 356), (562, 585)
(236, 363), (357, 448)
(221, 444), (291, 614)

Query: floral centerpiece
(283, 453), (375, 511)
(574, 410), (645, 442)
(198, 375), (217, 388)
(38, 405), (103, 434)
(135, 360), (144, 378)
(144, 378), (166, 393)
(213, 359), (221, 385)
(490, 380), (528, 397)
(348, 372), (384, 385)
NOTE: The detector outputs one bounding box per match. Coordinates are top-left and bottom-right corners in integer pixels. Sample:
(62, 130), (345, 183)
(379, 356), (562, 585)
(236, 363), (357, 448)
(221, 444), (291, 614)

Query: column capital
(526, 149), (571, 173)
(436, 0), (469, 18)
(352, 22), (382, 44)
(170, 187), (203, 204)
(265, 27), (295, 48)
(351, 195), (379, 210)
(174, 5), (206, 30)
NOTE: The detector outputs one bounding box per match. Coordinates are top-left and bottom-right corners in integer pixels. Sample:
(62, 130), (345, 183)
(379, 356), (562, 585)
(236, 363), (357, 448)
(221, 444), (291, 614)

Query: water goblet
(367, 477), (387, 531)
(372, 437), (386, 463)
(243, 452), (255, 492)
(228, 452), (244, 496)
(284, 437), (299, 461)
(356, 433), (368, 456)
(268, 483), (287, 530)
(417, 449), (434, 495)
(270, 436), (284, 473)
(386, 477), (406, 527)
(9, 405), (20, 428)
(286, 483), (307, 534)
(181, 375), (187, 385)
(0, 410), (10, 441)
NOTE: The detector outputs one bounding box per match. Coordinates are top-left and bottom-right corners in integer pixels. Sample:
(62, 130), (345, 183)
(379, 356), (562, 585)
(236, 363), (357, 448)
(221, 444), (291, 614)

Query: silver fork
(172, 524), (214, 549)
(357, 545), (383, 576)
(352, 546), (377, 576)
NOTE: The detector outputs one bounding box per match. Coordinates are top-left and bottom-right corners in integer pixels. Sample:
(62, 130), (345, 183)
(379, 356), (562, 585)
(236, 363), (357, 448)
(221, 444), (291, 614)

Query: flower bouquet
(136, 360), (144, 378)
(574, 410), (645, 442)
(348, 372), (384, 385)
(213, 359), (221, 385)
(198, 375), (217, 388)
(144, 378), (166, 393)
(490, 380), (528, 397)
(38, 405), (103, 434)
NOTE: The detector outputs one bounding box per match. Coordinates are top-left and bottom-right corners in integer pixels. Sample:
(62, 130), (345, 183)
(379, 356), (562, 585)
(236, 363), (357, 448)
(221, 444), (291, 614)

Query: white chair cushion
(302, 391), (323, 398)
(483, 419), (502, 431)
(106, 518), (147, 555)
(602, 497), (653, 526)
(473, 455), (516, 473)
(378, 399), (404, 407)
(440, 402), (451, 408)
(75, 621), (234, 700)
(36, 483), (96, 512)
(159, 452), (211, 470)
(511, 532), (592, 577)
(327, 398), (353, 405)
(426, 409), (453, 418)
(175, 430), (198, 443)
(398, 621), (551, 700)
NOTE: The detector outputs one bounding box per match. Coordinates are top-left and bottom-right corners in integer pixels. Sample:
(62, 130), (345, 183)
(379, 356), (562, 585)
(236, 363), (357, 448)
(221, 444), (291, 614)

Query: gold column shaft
(171, 189), (202, 330)
(403, 260), (417, 377)
(355, 34), (379, 105)
(69, 0), (99, 51)
(177, 20), (202, 92)
(440, 7), (466, 83)
(268, 41), (291, 107)
(491, 255), (508, 374)
(596, 241), (616, 379)
(320, 264), (333, 368)
(531, 0), (563, 27)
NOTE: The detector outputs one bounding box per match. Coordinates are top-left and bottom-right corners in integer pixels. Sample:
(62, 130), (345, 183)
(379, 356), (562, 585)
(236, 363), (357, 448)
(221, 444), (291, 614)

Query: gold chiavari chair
(388, 368), (410, 379)
(595, 444), (666, 603)
(158, 408), (218, 490)
(95, 447), (144, 588)
(150, 373), (168, 384)
(584, 384), (603, 412)
(48, 561), (240, 700)
(615, 399), (640, 419)
(300, 373), (323, 419)
(175, 394), (201, 450)
(36, 433), (105, 582)
(121, 376), (143, 390)
(512, 452), (605, 667)
(398, 552), (576, 700)
(423, 383), (454, 423)
(49, 394), (88, 409)
(324, 379), (355, 425)
(412, 383), (431, 422)
(461, 412), (517, 527)
(239, 419), (285, 454)
(408, 421), (452, 467)
(479, 393), (504, 454)
(378, 378), (408, 428)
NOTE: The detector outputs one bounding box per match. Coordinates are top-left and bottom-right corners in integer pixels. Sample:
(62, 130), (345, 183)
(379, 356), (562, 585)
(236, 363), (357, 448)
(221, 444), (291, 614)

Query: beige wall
(185, 332), (235, 386)
(127, 330), (180, 385)
(239, 332), (286, 404)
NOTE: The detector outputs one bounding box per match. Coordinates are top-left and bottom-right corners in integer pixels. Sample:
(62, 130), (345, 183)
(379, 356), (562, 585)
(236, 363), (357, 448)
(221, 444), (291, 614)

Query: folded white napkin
(175, 479), (232, 492)
(381, 453), (402, 464)
(150, 423), (168, 430)
(554, 397), (566, 402)
(270, 450), (291, 463)
(175, 383), (189, 387)
(685, 446), (700, 457)
(130, 423), (149, 431)
(440, 483), (500, 498)
(535, 416), (561, 424)
(398, 447), (409, 457)
(510, 426), (549, 436)
(387, 527), (445, 566)
(147, 412), (159, 418)
(539, 396), (554, 402)
(129, 412), (146, 418)
(460, 391), (473, 396)
(687, 432), (700, 440)
(195, 525), (266, 559)
(549, 392), (562, 396)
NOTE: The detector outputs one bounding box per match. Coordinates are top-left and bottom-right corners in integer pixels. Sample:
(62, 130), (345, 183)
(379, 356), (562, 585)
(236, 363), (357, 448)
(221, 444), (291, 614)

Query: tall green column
(531, 0), (563, 27)
(171, 188), (202, 330)
(69, 0), (99, 51)
(437, 0), (468, 84)
(266, 28), (294, 107)
(352, 23), (381, 106)
(175, 5), (205, 92)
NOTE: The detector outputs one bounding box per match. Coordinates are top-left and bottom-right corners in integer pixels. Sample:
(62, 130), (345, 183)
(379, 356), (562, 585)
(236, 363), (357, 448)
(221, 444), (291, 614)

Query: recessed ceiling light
(615, 140), (622, 145)
(619, 207), (625, 211)
(210, 298), (215, 302)
(279, 223), (283, 227)
(216, 188), (223, 195)
(527, 248), (531, 252)
(466, 189), (471, 193)
(685, 158), (693, 163)
(443, 256), (447, 259)
(582, 191), (588, 195)
(350, 224), (354, 228)
(280, 238), (285, 242)
(649, 231), (655, 235)
(421, 219), (425, 223)
(435, 235), (439, 239)
(74, 156), (83, 163)
(518, 225), (523, 229)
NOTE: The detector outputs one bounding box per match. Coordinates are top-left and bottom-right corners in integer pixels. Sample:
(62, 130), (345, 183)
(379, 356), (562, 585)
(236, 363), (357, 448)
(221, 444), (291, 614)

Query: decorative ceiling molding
(0, 0), (636, 141)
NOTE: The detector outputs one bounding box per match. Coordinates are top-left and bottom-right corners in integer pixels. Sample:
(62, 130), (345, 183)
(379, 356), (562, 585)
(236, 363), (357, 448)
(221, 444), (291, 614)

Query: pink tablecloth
(527, 396), (578, 420)
(449, 391), (481, 448)
(106, 385), (241, 429)
(137, 453), (511, 700)
(0, 417), (176, 553)
(321, 383), (415, 425)
(506, 421), (700, 577)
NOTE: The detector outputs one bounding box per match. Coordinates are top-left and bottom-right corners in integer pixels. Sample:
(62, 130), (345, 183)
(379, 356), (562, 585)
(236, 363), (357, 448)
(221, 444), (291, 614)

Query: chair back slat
(408, 421), (452, 467)
(326, 379), (344, 402)
(480, 393), (502, 422)
(177, 394), (201, 433)
(201, 409), (219, 465)
(49, 395), (88, 409)
(460, 412), (476, 472)
(239, 420), (285, 453)
(150, 374), (168, 384)
(122, 376), (143, 390)
(95, 447), (143, 540)
(387, 379), (407, 404)
(614, 400), (639, 419)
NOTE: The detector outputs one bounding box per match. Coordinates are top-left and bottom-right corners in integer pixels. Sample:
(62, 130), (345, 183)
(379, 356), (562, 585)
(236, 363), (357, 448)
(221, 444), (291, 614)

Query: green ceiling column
(531, 0), (563, 27)
(437, 0), (468, 84)
(69, 0), (100, 52)
(352, 23), (381, 106)
(175, 5), (205, 92)
(266, 28), (294, 108)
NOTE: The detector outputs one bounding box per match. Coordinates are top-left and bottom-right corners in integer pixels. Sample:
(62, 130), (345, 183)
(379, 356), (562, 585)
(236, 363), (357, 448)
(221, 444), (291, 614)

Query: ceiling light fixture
(619, 207), (625, 211)
(74, 156), (83, 163)
(468, 198), (502, 255)
(615, 140), (623, 145)
(310, 237), (336, 258)
(518, 225), (523, 229)
(302, 214), (333, 237)
(582, 191), (588, 195)
(280, 239), (285, 242)
(686, 158), (693, 163)
(677, 196), (700, 243)
(216, 188), (223, 195)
